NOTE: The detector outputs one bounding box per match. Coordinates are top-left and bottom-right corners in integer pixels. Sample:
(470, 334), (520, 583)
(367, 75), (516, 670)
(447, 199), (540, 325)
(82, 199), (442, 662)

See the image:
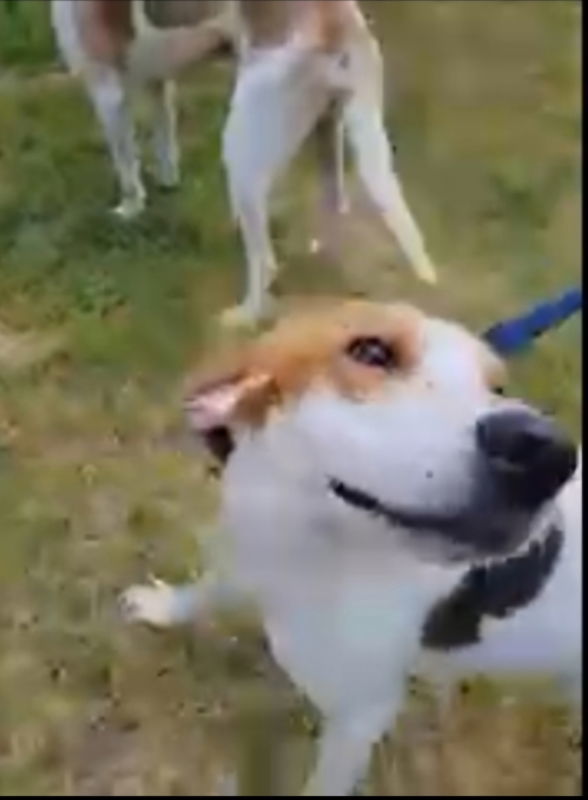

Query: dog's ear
(184, 370), (274, 433)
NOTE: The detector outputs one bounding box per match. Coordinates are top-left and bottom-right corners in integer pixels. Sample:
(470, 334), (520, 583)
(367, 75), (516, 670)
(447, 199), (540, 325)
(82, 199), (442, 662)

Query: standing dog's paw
(111, 194), (146, 220)
(219, 299), (275, 330)
(219, 304), (259, 330)
(153, 165), (180, 191)
(120, 578), (179, 627)
(413, 256), (438, 285)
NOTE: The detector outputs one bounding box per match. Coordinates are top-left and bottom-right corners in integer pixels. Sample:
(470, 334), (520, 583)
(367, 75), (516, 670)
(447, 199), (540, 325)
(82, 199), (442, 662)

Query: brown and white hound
(52, 1), (437, 321)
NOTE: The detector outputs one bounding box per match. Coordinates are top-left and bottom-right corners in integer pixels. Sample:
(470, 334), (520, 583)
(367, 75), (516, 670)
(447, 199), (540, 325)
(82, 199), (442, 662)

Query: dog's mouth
(329, 478), (468, 534)
(328, 477), (532, 559)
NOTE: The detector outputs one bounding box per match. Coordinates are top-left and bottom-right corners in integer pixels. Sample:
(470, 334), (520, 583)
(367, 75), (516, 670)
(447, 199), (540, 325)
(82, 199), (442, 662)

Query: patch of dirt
(0, 323), (66, 373)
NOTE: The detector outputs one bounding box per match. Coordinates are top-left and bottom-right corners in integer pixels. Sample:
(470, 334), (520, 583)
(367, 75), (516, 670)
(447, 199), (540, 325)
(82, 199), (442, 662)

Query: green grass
(0, 1), (581, 795)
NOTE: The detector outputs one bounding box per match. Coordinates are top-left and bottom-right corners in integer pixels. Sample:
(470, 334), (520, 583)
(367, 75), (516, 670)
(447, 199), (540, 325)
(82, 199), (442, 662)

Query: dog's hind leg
(221, 46), (328, 327)
(148, 79), (180, 189)
(310, 101), (349, 257)
(85, 69), (146, 219)
(342, 34), (436, 284)
(121, 571), (242, 628)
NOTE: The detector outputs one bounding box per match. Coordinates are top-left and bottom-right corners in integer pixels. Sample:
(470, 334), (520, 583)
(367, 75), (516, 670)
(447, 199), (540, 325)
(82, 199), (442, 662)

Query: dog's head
(184, 300), (577, 563)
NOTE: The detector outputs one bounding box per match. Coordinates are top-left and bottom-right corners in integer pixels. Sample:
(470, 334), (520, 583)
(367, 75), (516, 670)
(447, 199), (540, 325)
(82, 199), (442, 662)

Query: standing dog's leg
(121, 571), (242, 627)
(221, 48), (328, 327)
(149, 79), (180, 189)
(85, 70), (146, 219)
(302, 694), (403, 796)
(310, 102), (349, 257)
(343, 36), (437, 284)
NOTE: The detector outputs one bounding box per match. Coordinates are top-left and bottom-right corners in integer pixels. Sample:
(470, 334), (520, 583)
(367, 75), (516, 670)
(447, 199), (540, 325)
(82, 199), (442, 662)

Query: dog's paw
(111, 195), (146, 220)
(153, 166), (180, 191)
(413, 257), (438, 285)
(219, 305), (260, 330)
(120, 579), (179, 627)
(219, 298), (275, 330)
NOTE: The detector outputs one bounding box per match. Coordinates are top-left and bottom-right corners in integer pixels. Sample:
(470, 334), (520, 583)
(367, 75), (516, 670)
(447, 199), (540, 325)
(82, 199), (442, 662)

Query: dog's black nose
(476, 408), (577, 506)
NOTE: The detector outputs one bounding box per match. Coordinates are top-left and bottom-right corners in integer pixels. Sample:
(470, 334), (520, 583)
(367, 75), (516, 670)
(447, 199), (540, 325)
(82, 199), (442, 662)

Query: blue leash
(483, 288), (582, 356)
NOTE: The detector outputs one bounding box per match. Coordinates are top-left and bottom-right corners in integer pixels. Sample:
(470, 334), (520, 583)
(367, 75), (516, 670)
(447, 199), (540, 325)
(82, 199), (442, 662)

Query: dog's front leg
(85, 71), (146, 219)
(302, 689), (404, 796)
(310, 103), (349, 259)
(121, 570), (242, 628)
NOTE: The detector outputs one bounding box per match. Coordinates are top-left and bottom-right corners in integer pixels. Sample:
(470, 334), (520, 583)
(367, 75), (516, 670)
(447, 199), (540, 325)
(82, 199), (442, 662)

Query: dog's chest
(259, 558), (459, 707)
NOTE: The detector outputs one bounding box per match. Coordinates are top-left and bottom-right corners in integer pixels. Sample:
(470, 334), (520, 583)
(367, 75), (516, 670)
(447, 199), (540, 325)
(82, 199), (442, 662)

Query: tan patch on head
(247, 300), (423, 402)
(77, 0), (133, 66)
(185, 300), (425, 428)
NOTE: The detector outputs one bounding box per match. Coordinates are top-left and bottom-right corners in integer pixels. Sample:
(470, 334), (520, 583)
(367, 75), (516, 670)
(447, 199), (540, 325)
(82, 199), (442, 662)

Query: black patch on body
(422, 522), (563, 650)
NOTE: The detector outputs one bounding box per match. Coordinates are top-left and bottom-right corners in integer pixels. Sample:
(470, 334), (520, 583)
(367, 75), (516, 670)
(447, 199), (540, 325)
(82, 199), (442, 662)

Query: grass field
(0, 1), (582, 795)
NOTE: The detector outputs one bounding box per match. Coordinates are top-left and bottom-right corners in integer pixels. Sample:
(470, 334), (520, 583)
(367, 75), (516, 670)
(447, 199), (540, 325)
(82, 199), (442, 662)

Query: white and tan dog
(123, 300), (581, 795)
(51, 1), (437, 324)
(50, 0), (233, 217)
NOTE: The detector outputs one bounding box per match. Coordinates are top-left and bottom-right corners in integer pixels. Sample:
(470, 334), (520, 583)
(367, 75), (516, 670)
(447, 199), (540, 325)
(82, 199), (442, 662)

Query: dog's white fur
(51, 1), (436, 325)
(123, 301), (581, 795)
(221, 0), (437, 325)
(50, 0), (232, 218)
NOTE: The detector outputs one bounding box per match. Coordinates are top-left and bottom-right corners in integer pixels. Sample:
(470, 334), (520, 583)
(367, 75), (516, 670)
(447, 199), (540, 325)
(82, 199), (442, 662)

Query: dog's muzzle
(329, 407), (576, 560)
(476, 407), (577, 508)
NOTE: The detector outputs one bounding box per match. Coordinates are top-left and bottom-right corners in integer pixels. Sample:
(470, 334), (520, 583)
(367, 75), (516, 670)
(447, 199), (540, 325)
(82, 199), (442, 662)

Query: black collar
(422, 518), (564, 650)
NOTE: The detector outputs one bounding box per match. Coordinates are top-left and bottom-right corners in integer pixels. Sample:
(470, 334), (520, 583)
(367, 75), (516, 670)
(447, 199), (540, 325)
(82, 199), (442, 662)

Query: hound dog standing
(50, 0), (232, 218)
(51, 2), (437, 324)
(122, 300), (581, 795)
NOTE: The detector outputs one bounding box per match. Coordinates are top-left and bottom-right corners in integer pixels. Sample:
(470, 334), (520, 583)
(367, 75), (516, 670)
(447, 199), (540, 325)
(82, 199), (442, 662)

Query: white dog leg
(121, 571), (240, 628)
(343, 38), (436, 284)
(221, 47), (328, 327)
(85, 71), (146, 219)
(310, 103), (349, 256)
(149, 79), (180, 189)
(302, 698), (401, 797)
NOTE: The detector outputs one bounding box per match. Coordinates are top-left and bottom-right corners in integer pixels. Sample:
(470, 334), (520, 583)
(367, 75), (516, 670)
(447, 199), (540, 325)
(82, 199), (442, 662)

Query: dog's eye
(346, 337), (397, 369)
(493, 386), (507, 397)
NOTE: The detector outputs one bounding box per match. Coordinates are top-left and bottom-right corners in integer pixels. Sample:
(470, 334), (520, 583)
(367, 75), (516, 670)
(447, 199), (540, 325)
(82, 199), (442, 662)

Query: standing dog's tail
(331, 8), (437, 284)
